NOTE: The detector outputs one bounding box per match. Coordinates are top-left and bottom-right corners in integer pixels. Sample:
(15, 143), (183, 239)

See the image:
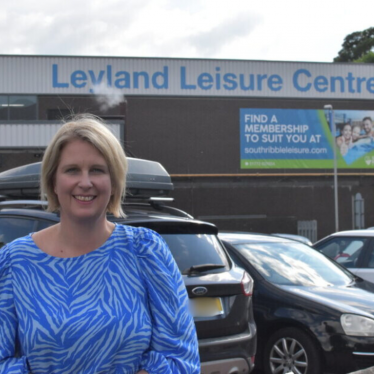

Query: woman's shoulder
(115, 224), (162, 242)
(0, 243), (11, 270)
(115, 224), (167, 257)
(1, 234), (34, 251)
(115, 225), (177, 283)
(0, 235), (34, 270)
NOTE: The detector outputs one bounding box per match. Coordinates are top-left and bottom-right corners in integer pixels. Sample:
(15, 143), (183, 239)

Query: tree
(334, 27), (374, 62)
(354, 51), (374, 63)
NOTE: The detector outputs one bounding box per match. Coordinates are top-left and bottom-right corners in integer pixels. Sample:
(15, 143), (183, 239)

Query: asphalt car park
(219, 232), (374, 374)
(313, 230), (374, 283)
(0, 160), (257, 374)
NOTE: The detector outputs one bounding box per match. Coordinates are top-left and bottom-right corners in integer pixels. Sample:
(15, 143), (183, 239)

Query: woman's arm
(0, 245), (30, 373)
(134, 229), (200, 374)
(339, 142), (349, 156)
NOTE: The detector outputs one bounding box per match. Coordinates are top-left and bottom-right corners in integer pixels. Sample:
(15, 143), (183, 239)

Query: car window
(366, 246), (374, 269)
(0, 217), (36, 248)
(37, 220), (56, 230)
(234, 241), (353, 287)
(161, 234), (229, 273)
(315, 237), (367, 268)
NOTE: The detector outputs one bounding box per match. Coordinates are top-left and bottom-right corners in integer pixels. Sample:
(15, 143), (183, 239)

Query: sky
(1, 0), (373, 63)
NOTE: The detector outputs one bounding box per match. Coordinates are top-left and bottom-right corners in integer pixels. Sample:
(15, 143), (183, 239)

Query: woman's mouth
(74, 195), (96, 202)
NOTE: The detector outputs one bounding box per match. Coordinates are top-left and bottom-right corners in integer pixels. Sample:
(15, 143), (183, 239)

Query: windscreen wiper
(182, 264), (225, 275)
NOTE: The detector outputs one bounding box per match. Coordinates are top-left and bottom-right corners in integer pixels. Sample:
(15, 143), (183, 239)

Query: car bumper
(323, 335), (374, 373)
(199, 324), (257, 374)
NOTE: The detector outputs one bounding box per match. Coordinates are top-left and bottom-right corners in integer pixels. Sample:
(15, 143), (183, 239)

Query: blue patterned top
(0, 224), (200, 374)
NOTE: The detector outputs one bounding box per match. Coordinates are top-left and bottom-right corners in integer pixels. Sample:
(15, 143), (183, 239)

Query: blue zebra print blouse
(0, 224), (200, 374)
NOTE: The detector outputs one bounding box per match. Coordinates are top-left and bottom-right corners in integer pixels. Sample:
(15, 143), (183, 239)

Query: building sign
(0, 56), (374, 99)
(240, 109), (374, 169)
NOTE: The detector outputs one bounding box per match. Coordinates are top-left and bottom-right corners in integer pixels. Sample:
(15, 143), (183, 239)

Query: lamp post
(324, 105), (339, 232)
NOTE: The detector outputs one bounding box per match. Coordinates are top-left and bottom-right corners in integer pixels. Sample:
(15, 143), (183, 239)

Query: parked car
(313, 230), (374, 283)
(0, 161), (257, 374)
(219, 232), (374, 374)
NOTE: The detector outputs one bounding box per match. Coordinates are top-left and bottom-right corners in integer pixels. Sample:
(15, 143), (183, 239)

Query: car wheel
(263, 327), (321, 374)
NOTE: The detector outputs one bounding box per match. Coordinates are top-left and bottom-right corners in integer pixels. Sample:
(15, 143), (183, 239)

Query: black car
(219, 232), (374, 374)
(0, 160), (257, 374)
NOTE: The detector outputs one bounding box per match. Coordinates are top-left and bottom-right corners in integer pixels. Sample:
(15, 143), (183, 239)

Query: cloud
(0, 0), (374, 62)
(187, 13), (262, 57)
(0, 0), (152, 55)
(0, 0), (262, 59)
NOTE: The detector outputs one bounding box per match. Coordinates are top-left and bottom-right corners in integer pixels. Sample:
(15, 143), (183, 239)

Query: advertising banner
(240, 109), (374, 169)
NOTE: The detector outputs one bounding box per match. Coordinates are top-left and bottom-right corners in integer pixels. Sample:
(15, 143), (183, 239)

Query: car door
(354, 242), (374, 283)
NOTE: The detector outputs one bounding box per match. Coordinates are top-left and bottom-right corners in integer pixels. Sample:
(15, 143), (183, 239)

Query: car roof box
(0, 158), (173, 198)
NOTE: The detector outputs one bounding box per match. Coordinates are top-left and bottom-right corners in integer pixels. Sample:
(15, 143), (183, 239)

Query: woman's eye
(66, 168), (78, 173)
(92, 168), (105, 173)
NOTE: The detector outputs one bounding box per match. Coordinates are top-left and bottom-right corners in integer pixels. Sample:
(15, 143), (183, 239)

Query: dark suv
(0, 160), (257, 374)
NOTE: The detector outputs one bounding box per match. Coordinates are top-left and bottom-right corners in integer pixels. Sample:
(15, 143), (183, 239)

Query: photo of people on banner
(333, 115), (374, 164)
(240, 108), (374, 169)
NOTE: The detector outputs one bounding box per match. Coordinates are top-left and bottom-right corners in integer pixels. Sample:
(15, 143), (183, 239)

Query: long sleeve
(0, 245), (29, 374)
(133, 229), (200, 374)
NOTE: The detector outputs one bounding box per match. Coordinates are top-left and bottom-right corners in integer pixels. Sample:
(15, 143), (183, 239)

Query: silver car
(313, 230), (374, 283)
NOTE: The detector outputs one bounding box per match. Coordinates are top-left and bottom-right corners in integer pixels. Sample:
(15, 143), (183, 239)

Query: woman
(0, 115), (200, 373)
(351, 124), (362, 143)
(336, 123), (352, 156)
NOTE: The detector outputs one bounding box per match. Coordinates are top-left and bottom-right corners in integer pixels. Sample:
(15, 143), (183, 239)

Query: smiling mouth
(74, 196), (96, 202)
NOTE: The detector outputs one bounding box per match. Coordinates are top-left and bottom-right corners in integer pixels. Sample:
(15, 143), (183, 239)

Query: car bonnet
(277, 283), (374, 318)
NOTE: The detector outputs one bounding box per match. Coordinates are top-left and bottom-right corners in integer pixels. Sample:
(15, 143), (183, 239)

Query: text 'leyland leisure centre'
(52, 65), (374, 94)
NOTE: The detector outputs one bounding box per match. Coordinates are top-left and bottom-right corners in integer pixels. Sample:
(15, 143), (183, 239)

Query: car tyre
(263, 327), (321, 374)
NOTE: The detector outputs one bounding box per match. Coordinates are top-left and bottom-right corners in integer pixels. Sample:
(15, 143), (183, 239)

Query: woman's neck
(55, 218), (115, 257)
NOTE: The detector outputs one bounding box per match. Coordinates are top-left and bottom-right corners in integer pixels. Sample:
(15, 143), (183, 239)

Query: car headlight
(341, 314), (374, 336)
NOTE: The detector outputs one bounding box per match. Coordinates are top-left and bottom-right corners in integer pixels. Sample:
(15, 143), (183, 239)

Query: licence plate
(189, 297), (224, 317)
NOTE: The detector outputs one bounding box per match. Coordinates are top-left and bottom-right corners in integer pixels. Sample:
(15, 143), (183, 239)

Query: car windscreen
(234, 241), (354, 286)
(161, 234), (229, 274)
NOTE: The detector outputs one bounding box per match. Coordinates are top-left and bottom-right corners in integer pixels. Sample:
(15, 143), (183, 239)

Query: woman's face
(54, 139), (112, 223)
(342, 125), (352, 140)
(352, 126), (361, 141)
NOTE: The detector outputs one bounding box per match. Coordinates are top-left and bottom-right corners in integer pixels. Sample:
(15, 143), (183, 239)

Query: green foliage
(334, 27), (374, 62)
(354, 51), (374, 63)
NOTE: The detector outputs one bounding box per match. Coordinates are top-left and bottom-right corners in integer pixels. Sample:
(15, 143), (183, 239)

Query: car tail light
(241, 272), (253, 296)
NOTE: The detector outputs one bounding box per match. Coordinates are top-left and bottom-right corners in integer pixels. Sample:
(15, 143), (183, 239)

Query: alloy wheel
(269, 336), (308, 374)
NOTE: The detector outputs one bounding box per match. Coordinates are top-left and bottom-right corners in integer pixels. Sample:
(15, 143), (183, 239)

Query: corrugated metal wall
(0, 123), (122, 147)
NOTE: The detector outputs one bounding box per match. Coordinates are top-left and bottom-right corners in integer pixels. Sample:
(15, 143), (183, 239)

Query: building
(1, 54), (374, 240)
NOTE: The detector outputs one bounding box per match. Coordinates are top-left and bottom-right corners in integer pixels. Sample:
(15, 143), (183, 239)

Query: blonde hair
(41, 114), (127, 217)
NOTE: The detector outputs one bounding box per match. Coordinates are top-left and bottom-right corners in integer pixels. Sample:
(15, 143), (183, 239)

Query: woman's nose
(78, 172), (93, 188)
